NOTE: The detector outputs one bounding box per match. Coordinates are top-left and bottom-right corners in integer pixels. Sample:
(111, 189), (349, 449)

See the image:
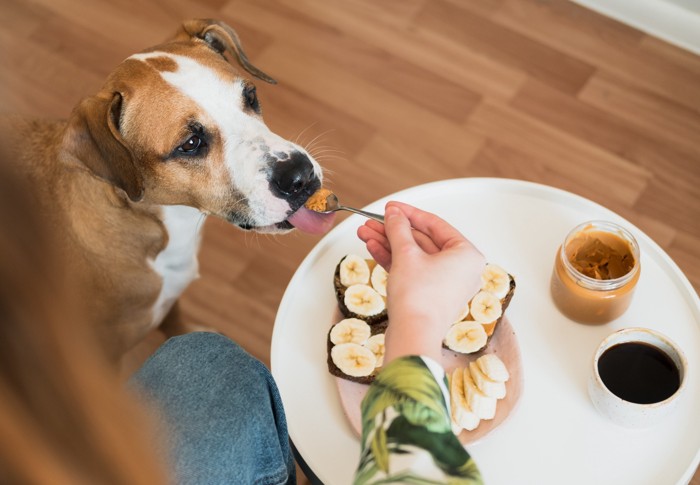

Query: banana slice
(477, 354), (510, 382)
(469, 361), (506, 399)
(370, 264), (388, 297)
(480, 264), (511, 299)
(469, 291), (503, 324)
(365, 334), (386, 367)
(331, 343), (377, 377)
(330, 318), (372, 345)
(450, 368), (480, 431)
(455, 301), (470, 323)
(344, 284), (386, 317)
(463, 367), (497, 420)
(444, 321), (488, 354)
(339, 254), (371, 287)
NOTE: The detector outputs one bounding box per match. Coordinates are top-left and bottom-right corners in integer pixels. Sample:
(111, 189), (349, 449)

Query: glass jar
(551, 221), (641, 324)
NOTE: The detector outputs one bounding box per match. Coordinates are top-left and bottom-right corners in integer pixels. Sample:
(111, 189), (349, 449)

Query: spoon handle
(338, 205), (385, 224)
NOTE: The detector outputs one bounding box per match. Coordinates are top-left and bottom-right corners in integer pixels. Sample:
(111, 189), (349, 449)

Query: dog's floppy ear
(178, 19), (277, 85)
(66, 93), (145, 202)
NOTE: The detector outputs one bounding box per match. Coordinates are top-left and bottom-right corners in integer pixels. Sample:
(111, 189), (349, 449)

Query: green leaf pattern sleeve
(355, 356), (483, 485)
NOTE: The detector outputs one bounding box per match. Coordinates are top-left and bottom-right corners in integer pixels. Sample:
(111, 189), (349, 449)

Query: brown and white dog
(1, 19), (334, 360)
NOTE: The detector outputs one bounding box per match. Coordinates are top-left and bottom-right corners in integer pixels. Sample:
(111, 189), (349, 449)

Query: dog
(0, 19), (334, 360)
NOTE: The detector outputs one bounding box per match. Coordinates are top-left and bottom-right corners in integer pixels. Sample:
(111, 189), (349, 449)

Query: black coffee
(598, 342), (680, 404)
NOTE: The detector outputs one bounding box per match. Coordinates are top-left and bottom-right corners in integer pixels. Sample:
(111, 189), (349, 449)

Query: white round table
(271, 178), (700, 485)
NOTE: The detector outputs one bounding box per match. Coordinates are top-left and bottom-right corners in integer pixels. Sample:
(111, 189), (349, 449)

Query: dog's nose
(271, 152), (315, 197)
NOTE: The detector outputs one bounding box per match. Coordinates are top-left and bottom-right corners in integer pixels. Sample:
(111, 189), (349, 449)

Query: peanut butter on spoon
(305, 189), (386, 224)
(304, 188), (334, 212)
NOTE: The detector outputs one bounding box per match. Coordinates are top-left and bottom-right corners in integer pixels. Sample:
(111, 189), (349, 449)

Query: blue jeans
(130, 332), (296, 485)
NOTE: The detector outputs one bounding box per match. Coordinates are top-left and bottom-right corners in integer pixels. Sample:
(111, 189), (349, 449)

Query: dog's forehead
(129, 49), (242, 98)
(115, 50), (262, 149)
(133, 43), (240, 76)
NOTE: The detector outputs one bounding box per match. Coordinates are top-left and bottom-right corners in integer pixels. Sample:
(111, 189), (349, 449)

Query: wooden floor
(2, 0), (699, 483)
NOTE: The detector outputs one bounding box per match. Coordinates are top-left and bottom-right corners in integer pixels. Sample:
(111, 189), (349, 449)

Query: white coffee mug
(588, 327), (687, 428)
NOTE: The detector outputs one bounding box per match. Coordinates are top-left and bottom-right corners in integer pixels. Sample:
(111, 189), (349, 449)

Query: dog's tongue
(287, 207), (336, 235)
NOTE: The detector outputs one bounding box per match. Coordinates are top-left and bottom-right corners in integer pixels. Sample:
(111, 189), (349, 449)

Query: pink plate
(334, 315), (524, 445)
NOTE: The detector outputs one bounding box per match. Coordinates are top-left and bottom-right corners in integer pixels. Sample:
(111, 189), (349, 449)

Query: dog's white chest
(151, 205), (204, 326)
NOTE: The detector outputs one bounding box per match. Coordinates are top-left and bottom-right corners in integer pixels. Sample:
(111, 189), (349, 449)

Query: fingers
(357, 224), (390, 255)
(386, 201), (466, 250)
(411, 229), (440, 254)
(359, 220), (439, 254)
(383, 206), (417, 254)
(364, 219), (386, 236)
(366, 239), (392, 270)
(359, 202), (463, 268)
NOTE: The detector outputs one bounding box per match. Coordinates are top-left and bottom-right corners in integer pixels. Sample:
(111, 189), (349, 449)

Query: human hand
(357, 202), (485, 363)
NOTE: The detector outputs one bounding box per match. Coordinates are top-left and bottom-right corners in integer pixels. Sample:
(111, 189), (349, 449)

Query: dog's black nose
(271, 152), (315, 197)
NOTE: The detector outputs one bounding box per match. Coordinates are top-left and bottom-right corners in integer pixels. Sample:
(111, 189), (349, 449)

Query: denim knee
(130, 332), (295, 485)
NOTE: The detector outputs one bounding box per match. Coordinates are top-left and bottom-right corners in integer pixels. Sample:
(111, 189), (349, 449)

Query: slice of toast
(442, 274), (516, 353)
(333, 256), (388, 326)
(327, 320), (388, 384)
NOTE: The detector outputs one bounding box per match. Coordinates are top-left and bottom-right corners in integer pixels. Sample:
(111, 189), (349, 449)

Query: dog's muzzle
(269, 151), (319, 202)
(266, 151), (335, 234)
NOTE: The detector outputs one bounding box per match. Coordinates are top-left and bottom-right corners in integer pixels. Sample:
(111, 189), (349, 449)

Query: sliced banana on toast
(444, 321), (488, 354)
(443, 263), (516, 354)
(370, 264), (388, 297)
(344, 284), (385, 317)
(331, 343), (377, 377)
(339, 254), (371, 286)
(470, 291), (503, 324)
(480, 264), (511, 299)
(365, 334), (386, 367)
(334, 254), (389, 325)
(327, 318), (388, 384)
(329, 318), (372, 345)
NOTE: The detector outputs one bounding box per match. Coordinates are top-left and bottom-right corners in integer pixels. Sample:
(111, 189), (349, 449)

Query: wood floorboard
(493, 0), (700, 109)
(415, 0), (597, 94)
(579, 70), (700, 151)
(1, 1), (698, 483)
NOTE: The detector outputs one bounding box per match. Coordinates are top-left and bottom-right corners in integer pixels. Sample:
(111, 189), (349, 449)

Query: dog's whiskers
(303, 129), (334, 155)
(309, 150), (346, 160)
(308, 144), (346, 168)
(293, 122), (319, 146)
(308, 147), (345, 157)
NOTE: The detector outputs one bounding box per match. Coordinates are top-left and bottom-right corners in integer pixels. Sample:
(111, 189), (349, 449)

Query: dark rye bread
(442, 274), (516, 352)
(333, 256), (388, 326)
(327, 320), (388, 384)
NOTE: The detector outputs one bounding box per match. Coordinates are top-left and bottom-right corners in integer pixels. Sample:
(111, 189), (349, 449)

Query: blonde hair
(0, 162), (168, 484)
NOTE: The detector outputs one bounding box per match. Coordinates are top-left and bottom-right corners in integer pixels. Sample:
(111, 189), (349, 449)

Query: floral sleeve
(354, 356), (483, 485)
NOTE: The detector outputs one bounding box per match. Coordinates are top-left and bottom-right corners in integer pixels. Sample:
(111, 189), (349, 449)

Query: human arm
(353, 202), (485, 485)
(358, 202), (485, 364)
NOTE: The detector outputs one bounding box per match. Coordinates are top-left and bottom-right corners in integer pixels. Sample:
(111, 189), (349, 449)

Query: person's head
(0, 158), (166, 484)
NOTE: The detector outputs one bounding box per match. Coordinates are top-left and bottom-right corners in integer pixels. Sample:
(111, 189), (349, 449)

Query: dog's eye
(244, 85), (259, 111)
(179, 135), (202, 153)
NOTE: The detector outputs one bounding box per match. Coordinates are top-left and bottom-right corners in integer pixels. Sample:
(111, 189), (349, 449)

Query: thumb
(384, 206), (416, 253)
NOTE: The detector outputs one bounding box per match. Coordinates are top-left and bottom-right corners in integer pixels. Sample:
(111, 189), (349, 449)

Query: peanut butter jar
(551, 221), (640, 324)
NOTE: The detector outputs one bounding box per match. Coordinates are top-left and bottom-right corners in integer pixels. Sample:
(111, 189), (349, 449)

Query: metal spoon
(321, 193), (385, 224)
